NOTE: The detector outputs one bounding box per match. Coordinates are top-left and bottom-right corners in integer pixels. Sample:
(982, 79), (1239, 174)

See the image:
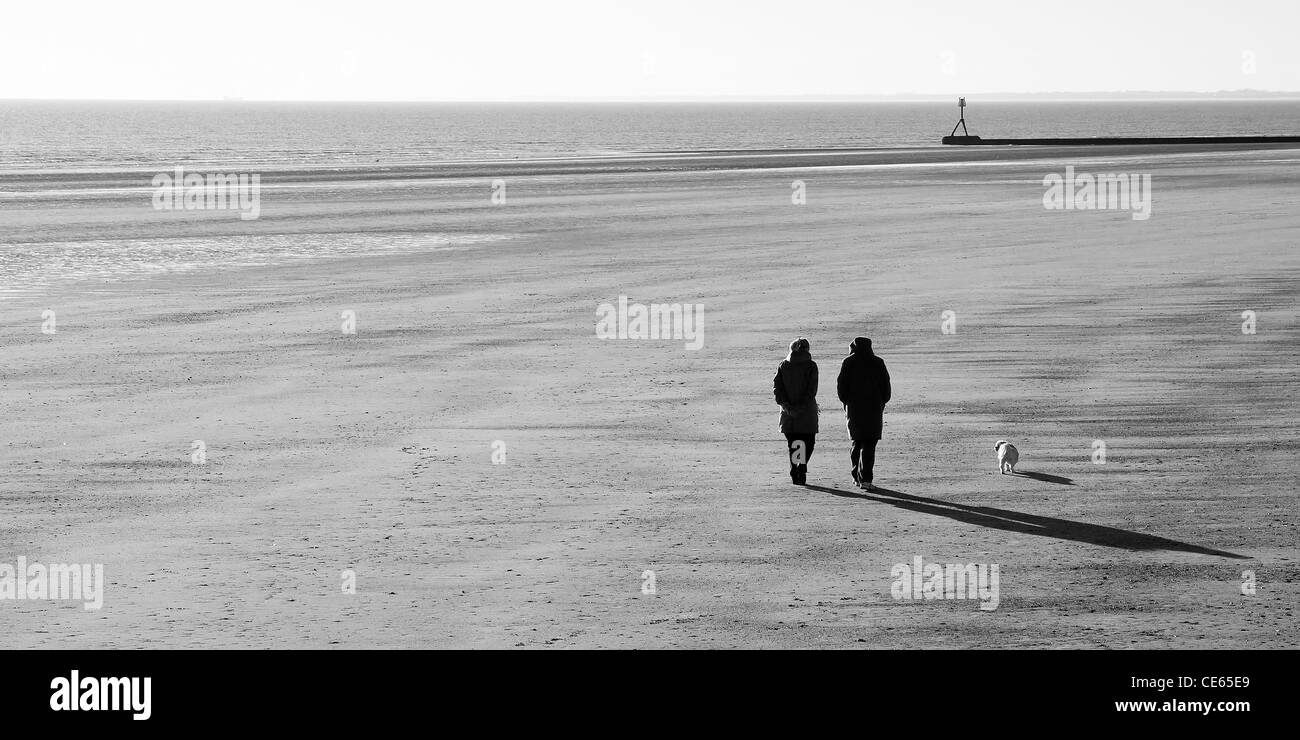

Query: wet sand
(2, 146), (1298, 648)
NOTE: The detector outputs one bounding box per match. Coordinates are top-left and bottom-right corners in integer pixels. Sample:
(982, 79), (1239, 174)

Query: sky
(2, 0), (1296, 100)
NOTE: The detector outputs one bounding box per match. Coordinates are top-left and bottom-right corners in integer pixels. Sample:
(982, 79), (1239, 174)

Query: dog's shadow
(803, 484), (1245, 559)
(1012, 470), (1074, 485)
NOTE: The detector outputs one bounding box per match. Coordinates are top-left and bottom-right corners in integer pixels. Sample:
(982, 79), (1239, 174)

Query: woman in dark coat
(836, 336), (891, 490)
(773, 337), (819, 485)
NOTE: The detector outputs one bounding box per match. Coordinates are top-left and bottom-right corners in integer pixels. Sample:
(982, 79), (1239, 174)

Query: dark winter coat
(773, 350), (819, 434)
(836, 337), (891, 440)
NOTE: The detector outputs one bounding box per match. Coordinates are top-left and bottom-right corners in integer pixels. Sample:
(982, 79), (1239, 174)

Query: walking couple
(772, 336), (891, 490)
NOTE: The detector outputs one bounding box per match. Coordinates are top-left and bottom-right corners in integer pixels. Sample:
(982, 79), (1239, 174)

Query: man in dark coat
(773, 337), (818, 485)
(836, 336), (890, 490)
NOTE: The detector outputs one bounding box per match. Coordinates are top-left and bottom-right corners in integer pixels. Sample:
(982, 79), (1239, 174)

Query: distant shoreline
(4, 143), (1300, 185)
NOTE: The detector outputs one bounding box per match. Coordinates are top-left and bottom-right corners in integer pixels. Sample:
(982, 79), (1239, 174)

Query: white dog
(995, 440), (1019, 474)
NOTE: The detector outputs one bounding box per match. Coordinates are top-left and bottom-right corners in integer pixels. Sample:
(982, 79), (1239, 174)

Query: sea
(2, 100), (1297, 295)
(2, 100), (1298, 170)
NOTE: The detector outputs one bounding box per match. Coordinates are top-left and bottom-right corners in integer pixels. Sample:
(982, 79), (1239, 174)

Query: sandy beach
(2, 145), (1298, 648)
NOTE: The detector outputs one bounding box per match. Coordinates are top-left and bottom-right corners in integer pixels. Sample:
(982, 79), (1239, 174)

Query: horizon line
(5, 90), (1300, 104)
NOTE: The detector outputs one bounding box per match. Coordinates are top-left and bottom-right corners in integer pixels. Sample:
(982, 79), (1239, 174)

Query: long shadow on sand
(1012, 470), (1074, 485)
(803, 484), (1245, 559)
